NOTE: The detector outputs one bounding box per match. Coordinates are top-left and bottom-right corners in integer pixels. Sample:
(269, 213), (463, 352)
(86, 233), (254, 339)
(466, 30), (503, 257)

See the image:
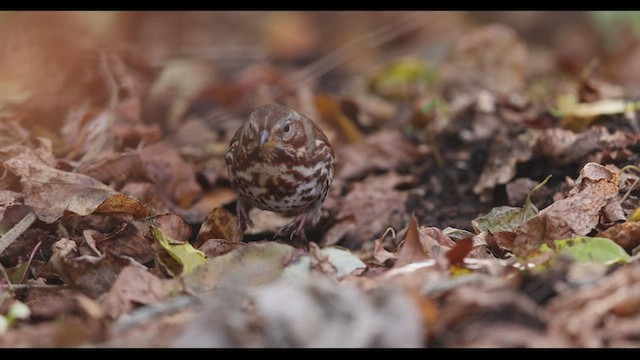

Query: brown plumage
(225, 104), (335, 247)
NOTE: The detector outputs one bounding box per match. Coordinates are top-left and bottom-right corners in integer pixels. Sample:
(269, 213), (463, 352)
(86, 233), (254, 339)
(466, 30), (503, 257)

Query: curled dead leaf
(513, 163), (619, 256)
(195, 207), (238, 248)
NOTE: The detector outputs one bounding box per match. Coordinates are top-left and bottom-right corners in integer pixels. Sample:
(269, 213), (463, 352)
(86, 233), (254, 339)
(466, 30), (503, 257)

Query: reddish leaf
(445, 237), (473, 266)
(394, 215), (429, 268)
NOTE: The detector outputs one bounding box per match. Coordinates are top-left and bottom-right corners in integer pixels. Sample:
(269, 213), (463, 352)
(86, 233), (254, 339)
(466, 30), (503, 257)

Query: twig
(0, 211), (37, 256)
(113, 295), (199, 332)
(0, 284), (68, 290)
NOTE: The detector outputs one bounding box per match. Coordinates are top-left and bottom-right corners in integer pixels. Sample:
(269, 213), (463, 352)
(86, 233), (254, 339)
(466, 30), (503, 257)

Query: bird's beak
(259, 129), (275, 149)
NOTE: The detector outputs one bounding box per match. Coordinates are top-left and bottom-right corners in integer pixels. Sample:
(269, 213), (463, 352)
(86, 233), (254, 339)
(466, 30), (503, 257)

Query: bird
(225, 104), (335, 248)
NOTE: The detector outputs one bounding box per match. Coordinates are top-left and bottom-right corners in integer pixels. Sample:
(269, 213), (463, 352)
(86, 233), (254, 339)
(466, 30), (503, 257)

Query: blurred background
(3, 11), (640, 113)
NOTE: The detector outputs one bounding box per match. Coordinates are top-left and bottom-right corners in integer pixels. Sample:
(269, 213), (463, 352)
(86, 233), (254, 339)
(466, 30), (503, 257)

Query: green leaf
(540, 236), (630, 265)
(472, 175), (551, 233)
(281, 246), (366, 280)
(152, 226), (206, 274)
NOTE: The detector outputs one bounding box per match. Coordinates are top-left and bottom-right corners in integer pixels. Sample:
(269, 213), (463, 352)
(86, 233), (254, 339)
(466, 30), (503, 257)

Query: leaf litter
(3, 12), (640, 348)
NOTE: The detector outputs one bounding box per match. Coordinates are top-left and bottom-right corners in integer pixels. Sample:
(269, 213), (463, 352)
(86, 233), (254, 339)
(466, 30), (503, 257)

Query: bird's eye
(283, 124), (291, 133)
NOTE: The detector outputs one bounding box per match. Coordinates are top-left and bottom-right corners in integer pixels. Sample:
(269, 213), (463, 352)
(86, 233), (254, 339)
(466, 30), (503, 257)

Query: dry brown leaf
(322, 172), (411, 248)
(146, 213), (193, 244)
(372, 238), (397, 266)
(195, 207), (238, 247)
(0, 142), (148, 223)
(445, 237), (473, 266)
(0, 314), (104, 347)
(199, 238), (245, 258)
(0, 190), (23, 222)
(49, 239), (135, 299)
(394, 216), (429, 268)
(23, 286), (83, 320)
(100, 264), (177, 319)
(93, 193), (151, 219)
(484, 231), (516, 258)
(601, 198), (627, 225)
(140, 142), (202, 208)
(436, 285), (554, 347)
(547, 262), (640, 347)
(535, 127), (640, 165)
(76, 150), (149, 185)
(83, 224), (154, 264)
(598, 222), (640, 253)
(120, 182), (172, 215)
(506, 178), (539, 206)
(513, 162), (619, 256)
(334, 130), (425, 181)
(473, 130), (538, 199)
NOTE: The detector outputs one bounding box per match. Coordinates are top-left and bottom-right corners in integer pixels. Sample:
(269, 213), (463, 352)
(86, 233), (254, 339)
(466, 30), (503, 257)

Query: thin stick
(0, 211), (37, 256)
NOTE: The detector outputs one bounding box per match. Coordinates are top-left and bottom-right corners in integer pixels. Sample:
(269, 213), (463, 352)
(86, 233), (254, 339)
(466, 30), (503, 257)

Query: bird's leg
(235, 198), (254, 241)
(276, 213), (309, 250)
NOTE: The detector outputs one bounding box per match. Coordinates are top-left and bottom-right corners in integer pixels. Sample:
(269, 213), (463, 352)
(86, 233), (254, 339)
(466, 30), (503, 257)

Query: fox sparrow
(225, 104), (335, 247)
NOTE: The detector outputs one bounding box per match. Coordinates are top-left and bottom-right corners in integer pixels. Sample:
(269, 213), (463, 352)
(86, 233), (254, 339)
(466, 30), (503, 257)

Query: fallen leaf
(100, 264), (177, 319)
(151, 226), (206, 275)
(322, 172), (411, 248)
(547, 262), (640, 347)
(473, 175), (550, 233)
(84, 224), (154, 264)
(199, 238), (245, 258)
(0, 190), (23, 222)
(513, 163), (619, 256)
(334, 130), (425, 181)
(0, 142), (148, 223)
(445, 237), (473, 266)
(49, 239), (134, 299)
(93, 193), (151, 219)
(535, 126), (640, 165)
(147, 213), (193, 244)
(181, 241), (297, 294)
(394, 215), (430, 268)
(598, 221), (640, 252)
(372, 238), (397, 266)
(473, 130), (538, 200)
(140, 143), (202, 208)
(540, 237), (630, 265)
(76, 150), (150, 186)
(436, 285), (554, 347)
(281, 245), (366, 280)
(23, 286), (82, 320)
(195, 207), (238, 248)
(506, 178), (540, 206)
